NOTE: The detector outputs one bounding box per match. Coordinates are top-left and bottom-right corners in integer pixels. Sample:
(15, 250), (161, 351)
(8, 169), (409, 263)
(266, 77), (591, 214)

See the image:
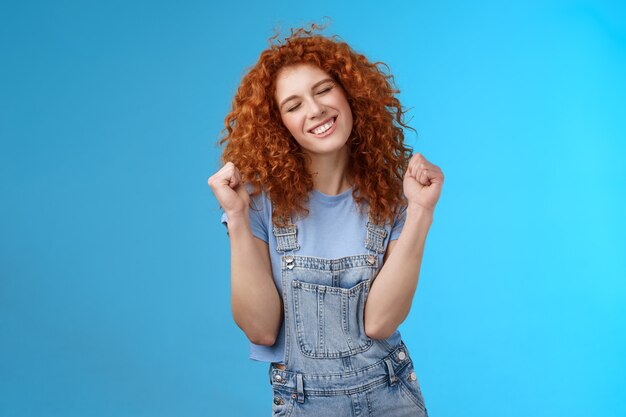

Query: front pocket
(292, 280), (372, 358)
(398, 363), (427, 413)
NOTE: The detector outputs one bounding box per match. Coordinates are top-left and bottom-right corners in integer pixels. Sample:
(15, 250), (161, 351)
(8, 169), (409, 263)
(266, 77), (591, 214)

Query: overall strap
(364, 212), (388, 254)
(271, 215), (300, 253)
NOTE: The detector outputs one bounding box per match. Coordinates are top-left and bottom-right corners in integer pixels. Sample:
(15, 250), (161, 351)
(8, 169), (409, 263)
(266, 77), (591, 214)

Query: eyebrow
(278, 78), (335, 110)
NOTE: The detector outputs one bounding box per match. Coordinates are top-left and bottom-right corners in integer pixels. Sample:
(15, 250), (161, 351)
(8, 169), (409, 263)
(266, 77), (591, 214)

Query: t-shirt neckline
(311, 186), (353, 203)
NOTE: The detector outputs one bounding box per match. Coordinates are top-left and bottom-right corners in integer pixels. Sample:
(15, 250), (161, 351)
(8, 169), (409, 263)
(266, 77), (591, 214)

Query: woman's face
(274, 64), (353, 158)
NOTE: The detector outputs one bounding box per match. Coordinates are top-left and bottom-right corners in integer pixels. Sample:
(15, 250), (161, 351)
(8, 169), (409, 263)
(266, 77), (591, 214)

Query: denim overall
(269, 214), (428, 417)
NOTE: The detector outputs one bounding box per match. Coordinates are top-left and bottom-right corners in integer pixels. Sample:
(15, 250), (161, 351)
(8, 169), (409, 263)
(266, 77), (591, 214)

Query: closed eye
(317, 86), (333, 95)
(286, 103), (301, 112)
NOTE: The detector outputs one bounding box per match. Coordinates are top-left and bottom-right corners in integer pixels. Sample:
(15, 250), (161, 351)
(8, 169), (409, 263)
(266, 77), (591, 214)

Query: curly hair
(219, 24), (413, 227)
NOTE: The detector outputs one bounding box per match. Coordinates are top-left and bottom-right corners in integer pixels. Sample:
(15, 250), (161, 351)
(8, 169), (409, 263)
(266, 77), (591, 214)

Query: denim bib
(268, 213), (428, 416)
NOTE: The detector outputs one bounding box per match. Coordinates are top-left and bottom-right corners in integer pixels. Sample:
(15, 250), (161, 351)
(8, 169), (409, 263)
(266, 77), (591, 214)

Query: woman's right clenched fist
(207, 162), (250, 217)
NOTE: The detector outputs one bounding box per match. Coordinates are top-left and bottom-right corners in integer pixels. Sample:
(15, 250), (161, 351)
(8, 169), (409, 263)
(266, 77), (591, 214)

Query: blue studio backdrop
(1, 1), (624, 416)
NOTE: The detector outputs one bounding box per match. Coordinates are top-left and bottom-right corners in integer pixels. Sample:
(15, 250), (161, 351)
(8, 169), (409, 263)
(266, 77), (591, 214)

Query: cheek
(336, 96), (353, 125)
(342, 104), (354, 130)
(282, 114), (303, 138)
(345, 106), (353, 125)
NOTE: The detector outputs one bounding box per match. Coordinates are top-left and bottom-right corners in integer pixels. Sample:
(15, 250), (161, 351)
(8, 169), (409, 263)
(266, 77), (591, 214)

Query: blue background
(1, 0), (625, 416)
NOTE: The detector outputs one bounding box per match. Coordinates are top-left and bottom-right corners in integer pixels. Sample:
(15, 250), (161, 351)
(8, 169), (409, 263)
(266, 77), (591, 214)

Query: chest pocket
(291, 266), (375, 359)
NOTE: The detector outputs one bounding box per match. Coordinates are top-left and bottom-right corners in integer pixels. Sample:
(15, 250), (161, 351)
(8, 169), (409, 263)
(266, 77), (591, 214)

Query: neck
(306, 147), (352, 196)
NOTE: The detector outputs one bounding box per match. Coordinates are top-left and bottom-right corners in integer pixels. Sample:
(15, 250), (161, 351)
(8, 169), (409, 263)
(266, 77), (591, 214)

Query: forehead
(274, 64), (332, 98)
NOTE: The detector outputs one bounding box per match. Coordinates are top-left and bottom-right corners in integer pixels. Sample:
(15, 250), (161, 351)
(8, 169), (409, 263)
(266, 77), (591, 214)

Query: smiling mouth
(308, 117), (336, 135)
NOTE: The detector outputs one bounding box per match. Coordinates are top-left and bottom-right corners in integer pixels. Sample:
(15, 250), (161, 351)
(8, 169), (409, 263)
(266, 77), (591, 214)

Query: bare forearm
(227, 214), (282, 345)
(364, 205), (433, 339)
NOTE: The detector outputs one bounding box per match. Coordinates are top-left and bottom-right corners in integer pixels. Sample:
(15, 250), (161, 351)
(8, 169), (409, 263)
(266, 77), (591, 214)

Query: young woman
(208, 25), (443, 416)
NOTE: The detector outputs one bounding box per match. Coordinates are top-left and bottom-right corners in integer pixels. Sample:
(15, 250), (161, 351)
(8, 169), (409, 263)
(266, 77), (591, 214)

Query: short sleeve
(220, 187), (269, 243)
(389, 205), (408, 241)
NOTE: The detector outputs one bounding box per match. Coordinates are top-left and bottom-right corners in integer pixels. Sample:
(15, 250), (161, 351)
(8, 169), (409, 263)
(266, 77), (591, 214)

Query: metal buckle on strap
(284, 255), (295, 269)
(272, 222), (300, 253)
(365, 218), (388, 254)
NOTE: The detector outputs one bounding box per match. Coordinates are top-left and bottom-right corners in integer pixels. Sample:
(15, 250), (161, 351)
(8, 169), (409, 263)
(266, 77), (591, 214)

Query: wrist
(225, 210), (250, 232)
(404, 204), (434, 237)
(406, 203), (435, 221)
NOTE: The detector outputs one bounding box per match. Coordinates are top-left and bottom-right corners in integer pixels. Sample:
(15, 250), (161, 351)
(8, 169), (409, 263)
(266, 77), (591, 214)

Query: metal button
(291, 393), (297, 399)
(274, 374), (282, 382)
(285, 256), (294, 263)
(398, 351), (406, 361)
(409, 371), (417, 381)
(273, 397), (284, 405)
(367, 255), (376, 265)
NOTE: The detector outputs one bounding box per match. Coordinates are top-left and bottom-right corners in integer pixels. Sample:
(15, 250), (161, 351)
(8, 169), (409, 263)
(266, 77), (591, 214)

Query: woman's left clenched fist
(403, 153), (444, 212)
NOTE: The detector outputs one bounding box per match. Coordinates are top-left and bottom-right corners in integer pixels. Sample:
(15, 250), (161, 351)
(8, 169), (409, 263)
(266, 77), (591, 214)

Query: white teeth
(311, 118), (335, 135)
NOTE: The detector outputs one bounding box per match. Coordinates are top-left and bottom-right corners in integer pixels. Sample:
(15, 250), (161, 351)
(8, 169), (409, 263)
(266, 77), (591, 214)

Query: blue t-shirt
(221, 186), (407, 363)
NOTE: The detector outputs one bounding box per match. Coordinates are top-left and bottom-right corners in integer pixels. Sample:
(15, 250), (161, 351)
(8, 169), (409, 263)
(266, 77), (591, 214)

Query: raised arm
(364, 153), (444, 339)
(208, 162), (282, 346)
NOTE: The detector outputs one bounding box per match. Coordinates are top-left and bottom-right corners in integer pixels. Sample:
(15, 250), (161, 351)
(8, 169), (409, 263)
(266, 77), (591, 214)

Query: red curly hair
(219, 24), (413, 227)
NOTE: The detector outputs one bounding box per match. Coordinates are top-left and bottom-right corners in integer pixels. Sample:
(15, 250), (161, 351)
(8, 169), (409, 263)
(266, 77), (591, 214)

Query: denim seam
(281, 256), (379, 272)
(270, 342), (409, 379)
(272, 375), (389, 397)
(281, 266), (291, 367)
(269, 361), (413, 396)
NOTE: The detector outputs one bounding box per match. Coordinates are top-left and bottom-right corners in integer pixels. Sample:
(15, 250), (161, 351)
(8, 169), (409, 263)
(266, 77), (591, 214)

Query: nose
(307, 97), (326, 119)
